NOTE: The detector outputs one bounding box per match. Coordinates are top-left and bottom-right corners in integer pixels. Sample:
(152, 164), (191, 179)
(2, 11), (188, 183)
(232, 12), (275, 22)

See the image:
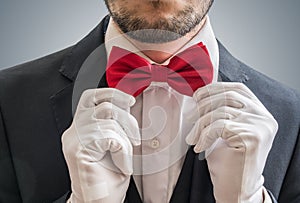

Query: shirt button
(151, 139), (160, 149)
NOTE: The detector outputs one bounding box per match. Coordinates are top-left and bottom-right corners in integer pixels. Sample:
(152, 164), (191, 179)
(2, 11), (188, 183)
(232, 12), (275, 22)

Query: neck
(124, 16), (207, 64)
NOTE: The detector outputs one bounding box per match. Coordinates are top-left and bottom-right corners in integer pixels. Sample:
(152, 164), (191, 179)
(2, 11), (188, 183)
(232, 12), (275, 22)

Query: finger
(78, 88), (136, 109)
(195, 90), (244, 117)
(110, 140), (133, 175)
(76, 137), (132, 200)
(186, 106), (239, 146)
(194, 119), (234, 153)
(194, 84), (271, 118)
(94, 102), (141, 146)
(193, 82), (259, 103)
(80, 121), (134, 175)
(97, 135), (134, 175)
(96, 126), (134, 175)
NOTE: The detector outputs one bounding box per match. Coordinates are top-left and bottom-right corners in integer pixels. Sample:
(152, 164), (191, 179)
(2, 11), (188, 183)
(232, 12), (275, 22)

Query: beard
(104, 0), (214, 43)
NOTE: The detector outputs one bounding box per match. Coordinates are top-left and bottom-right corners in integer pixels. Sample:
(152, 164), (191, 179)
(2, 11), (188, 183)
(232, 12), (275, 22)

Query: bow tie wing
(107, 47), (152, 96)
(167, 43), (214, 96)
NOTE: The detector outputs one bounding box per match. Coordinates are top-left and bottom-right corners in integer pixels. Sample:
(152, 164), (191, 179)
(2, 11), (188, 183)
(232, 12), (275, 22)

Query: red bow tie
(106, 42), (213, 97)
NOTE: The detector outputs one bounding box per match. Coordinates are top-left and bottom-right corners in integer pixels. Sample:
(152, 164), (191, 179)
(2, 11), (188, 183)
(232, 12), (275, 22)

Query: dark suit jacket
(0, 15), (299, 203)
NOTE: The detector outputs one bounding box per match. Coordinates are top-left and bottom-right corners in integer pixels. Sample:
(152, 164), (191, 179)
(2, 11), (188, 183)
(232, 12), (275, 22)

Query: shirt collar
(105, 16), (219, 81)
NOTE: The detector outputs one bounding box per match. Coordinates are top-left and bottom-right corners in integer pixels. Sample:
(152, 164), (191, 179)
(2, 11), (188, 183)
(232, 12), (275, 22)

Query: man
(0, 0), (299, 203)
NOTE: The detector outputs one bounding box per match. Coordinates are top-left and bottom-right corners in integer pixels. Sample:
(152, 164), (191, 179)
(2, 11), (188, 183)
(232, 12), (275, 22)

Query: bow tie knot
(151, 64), (168, 82)
(106, 42), (214, 97)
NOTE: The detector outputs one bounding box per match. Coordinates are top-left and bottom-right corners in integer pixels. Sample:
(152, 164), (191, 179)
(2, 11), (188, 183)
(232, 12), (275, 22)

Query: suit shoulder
(239, 61), (300, 117)
(218, 41), (299, 107)
(0, 46), (73, 82)
(0, 46), (74, 101)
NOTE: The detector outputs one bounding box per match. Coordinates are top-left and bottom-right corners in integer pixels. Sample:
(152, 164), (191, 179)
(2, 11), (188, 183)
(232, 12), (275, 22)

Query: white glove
(62, 88), (140, 203)
(186, 82), (278, 203)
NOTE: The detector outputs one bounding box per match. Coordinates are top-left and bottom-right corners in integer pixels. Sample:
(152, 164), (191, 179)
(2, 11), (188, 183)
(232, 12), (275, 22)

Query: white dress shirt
(104, 16), (218, 203)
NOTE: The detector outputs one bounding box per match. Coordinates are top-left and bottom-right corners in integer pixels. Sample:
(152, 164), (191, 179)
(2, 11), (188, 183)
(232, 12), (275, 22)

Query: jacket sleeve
(278, 129), (300, 202)
(0, 105), (22, 202)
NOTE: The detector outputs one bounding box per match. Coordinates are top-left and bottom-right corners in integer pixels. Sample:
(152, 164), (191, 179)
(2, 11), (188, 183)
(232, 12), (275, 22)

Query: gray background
(0, 0), (299, 91)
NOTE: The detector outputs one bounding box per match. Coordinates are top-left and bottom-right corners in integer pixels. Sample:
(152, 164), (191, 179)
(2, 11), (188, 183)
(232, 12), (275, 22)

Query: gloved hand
(186, 82), (278, 203)
(62, 88), (140, 203)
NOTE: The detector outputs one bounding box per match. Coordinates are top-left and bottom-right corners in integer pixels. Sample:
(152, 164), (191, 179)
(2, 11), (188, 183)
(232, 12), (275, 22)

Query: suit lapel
(50, 84), (74, 135)
(217, 40), (249, 83)
(49, 16), (110, 134)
